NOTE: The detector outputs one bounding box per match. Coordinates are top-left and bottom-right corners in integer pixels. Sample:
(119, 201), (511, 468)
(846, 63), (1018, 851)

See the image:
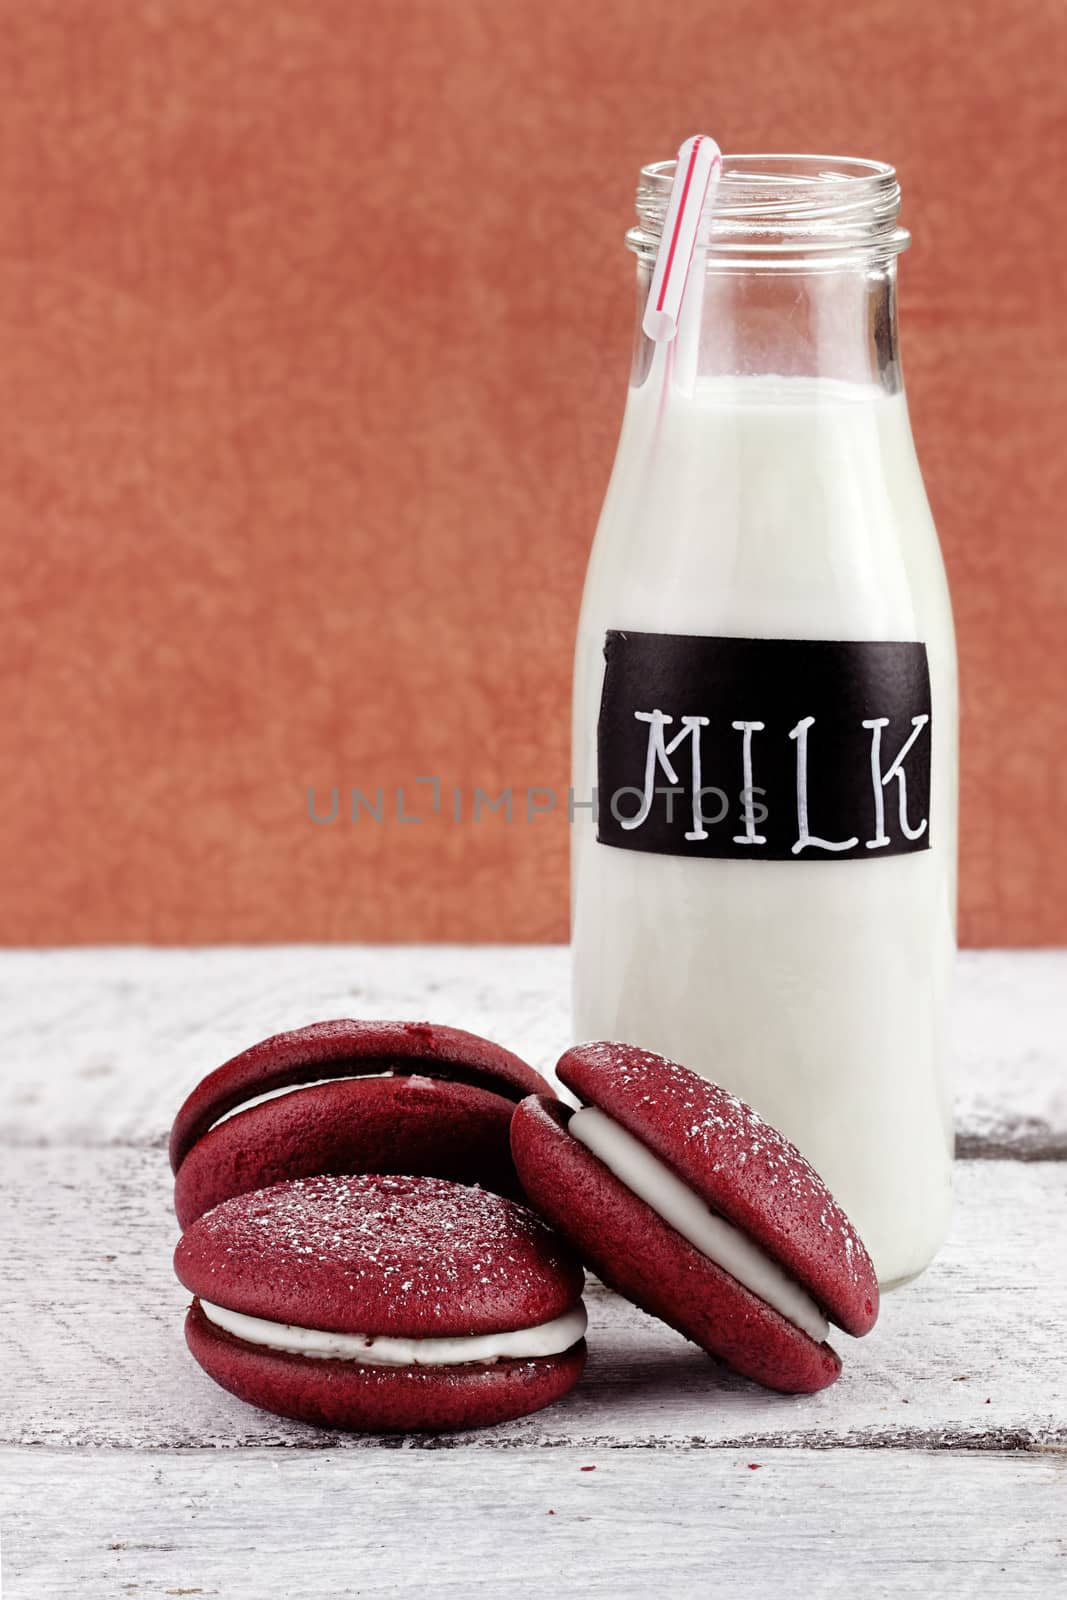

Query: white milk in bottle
(572, 153), (958, 1286)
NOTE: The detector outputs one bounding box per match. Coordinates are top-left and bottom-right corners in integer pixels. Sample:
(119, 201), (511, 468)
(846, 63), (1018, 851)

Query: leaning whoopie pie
(511, 1042), (879, 1394)
(170, 1020), (551, 1227)
(175, 1173), (588, 1432)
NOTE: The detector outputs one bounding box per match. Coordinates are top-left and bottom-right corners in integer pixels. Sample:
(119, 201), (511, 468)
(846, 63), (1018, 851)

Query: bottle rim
(629, 153), (910, 266)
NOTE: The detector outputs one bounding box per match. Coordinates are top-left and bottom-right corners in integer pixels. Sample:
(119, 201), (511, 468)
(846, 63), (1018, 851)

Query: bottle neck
(627, 154), (908, 396)
(629, 254), (902, 394)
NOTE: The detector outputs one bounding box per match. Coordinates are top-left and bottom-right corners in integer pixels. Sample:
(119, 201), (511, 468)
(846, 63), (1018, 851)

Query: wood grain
(5, 948), (1065, 1155)
(5, 1147), (1063, 1452)
(0, 1), (1063, 946)
(1, 1447), (1063, 1600)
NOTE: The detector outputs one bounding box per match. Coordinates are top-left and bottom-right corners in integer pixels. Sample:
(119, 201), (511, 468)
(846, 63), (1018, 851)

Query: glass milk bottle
(572, 154), (958, 1286)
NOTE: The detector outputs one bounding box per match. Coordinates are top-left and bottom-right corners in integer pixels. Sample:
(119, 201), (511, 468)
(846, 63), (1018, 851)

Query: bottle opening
(629, 154), (909, 266)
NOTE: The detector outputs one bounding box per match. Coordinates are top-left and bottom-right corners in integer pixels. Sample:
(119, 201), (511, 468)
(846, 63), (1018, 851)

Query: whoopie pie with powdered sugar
(170, 1020), (551, 1227)
(175, 1173), (588, 1432)
(511, 1042), (879, 1394)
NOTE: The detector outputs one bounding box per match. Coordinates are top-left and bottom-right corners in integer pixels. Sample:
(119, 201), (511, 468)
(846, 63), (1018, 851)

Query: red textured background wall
(1, 0), (1064, 945)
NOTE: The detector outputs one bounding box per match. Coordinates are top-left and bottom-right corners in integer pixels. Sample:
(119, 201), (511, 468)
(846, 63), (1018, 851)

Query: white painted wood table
(2, 947), (1065, 1598)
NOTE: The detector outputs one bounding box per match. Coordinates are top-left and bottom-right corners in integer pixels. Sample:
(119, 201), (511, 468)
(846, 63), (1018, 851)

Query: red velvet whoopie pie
(175, 1173), (588, 1432)
(170, 1020), (550, 1227)
(511, 1042), (879, 1394)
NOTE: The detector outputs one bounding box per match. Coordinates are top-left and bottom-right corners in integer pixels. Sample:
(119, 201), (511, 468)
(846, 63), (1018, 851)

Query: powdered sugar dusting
(177, 1174), (584, 1338)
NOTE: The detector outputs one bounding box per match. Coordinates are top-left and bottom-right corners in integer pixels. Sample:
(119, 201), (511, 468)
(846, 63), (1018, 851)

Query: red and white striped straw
(642, 134), (722, 344)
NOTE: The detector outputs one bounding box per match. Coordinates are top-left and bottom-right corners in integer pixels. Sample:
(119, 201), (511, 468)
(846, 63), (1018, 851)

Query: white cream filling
(209, 1070), (509, 1132)
(210, 1074), (395, 1129)
(199, 1300), (587, 1365)
(569, 1106), (829, 1343)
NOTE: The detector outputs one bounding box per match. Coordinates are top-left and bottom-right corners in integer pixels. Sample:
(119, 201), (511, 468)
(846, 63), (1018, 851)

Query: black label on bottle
(596, 632), (932, 861)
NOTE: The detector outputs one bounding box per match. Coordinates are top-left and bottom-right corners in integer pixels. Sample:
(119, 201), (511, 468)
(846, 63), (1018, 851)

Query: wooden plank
(4, 1148), (1063, 1452)
(952, 949), (1067, 1158)
(3, 947), (1066, 1155)
(0, 1446), (1063, 1600)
